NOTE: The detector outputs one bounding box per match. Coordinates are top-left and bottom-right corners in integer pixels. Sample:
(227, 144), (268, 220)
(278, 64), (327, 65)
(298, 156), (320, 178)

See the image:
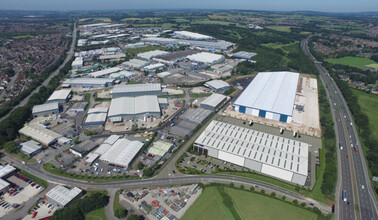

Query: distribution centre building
(174, 31), (213, 40)
(32, 102), (59, 117)
(141, 38), (233, 51)
(63, 78), (115, 88)
(186, 52), (225, 64)
(200, 93), (227, 111)
(84, 107), (108, 127)
(45, 185), (83, 207)
(99, 138), (144, 167)
(137, 50), (169, 60)
(47, 90), (72, 104)
(233, 71), (299, 123)
(108, 95), (161, 121)
(194, 120), (309, 185)
(111, 83), (165, 98)
(204, 80), (230, 93)
(88, 67), (121, 78)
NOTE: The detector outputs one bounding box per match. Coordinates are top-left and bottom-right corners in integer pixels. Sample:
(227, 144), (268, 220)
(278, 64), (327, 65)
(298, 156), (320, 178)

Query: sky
(0, 0), (377, 12)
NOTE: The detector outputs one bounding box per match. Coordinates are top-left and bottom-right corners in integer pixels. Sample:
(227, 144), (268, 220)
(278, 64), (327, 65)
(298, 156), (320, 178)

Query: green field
(191, 19), (246, 27)
(325, 56), (377, 69)
(85, 207), (106, 220)
(266, 26), (293, 32)
(351, 88), (378, 140)
(183, 186), (318, 220)
(366, 63), (378, 69)
(182, 187), (234, 220)
(261, 41), (299, 50)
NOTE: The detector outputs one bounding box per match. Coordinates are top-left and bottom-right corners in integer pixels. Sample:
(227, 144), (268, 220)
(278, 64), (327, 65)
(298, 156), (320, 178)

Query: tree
(229, 182), (234, 188)
(270, 192), (276, 197)
(136, 161), (145, 170)
(128, 214), (144, 220)
(114, 208), (128, 218)
(3, 141), (18, 154)
(250, 186), (255, 192)
(293, 199), (298, 205)
(143, 167), (154, 177)
(260, 189), (265, 194)
(240, 185), (245, 190)
(282, 196), (286, 201)
(301, 202), (307, 207)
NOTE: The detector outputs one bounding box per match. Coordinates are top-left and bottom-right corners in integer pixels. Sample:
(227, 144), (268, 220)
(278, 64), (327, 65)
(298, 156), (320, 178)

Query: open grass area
(12, 35), (33, 39)
(183, 186), (319, 220)
(261, 41), (299, 50)
(325, 56), (377, 69)
(266, 25), (293, 32)
(366, 63), (378, 69)
(191, 20), (246, 28)
(125, 45), (166, 56)
(351, 88), (378, 140)
(225, 187), (318, 220)
(93, 17), (111, 22)
(181, 186), (234, 220)
(85, 208), (106, 220)
(9, 151), (37, 163)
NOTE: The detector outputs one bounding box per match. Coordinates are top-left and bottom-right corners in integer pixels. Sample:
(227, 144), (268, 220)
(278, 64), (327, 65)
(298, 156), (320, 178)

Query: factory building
(232, 51), (257, 60)
(84, 107), (108, 126)
(68, 102), (88, 114)
(153, 50), (199, 65)
(137, 50), (169, 60)
(18, 140), (43, 157)
(148, 141), (173, 157)
(123, 59), (150, 70)
(70, 140), (98, 157)
(0, 165), (16, 193)
(99, 138), (144, 167)
(143, 63), (165, 72)
(174, 31), (213, 40)
(194, 120), (309, 186)
(157, 71), (173, 78)
(111, 83), (164, 98)
(72, 57), (83, 69)
(63, 78), (115, 88)
(233, 71), (299, 123)
(32, 102), (59, 118)
(200, 93), (227, 111)
(88, 67), (121, 78)
(141, 38), (233, 51)
(108, 95), (161, 121)
(45, 185), (83, 207)
(19, 124), (62, 146)
(186, 52), (225, 64)
(204, 80), (230, 93)
(47, 90), (72, 104)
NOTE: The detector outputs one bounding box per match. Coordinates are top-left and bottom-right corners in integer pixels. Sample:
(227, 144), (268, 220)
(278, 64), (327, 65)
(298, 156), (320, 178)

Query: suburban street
(301, 37), (378, 220)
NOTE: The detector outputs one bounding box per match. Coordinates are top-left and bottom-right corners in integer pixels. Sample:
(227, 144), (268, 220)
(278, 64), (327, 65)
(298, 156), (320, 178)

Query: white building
(194, 120), (309, 186)
(123, 59), (150, 70)
(143, 63), (165, 72)
(108, 95), (161, 121)
(18, 140), (43, 156)
(32, 102), (59, 118)
(47, 90), (72, 104)
(204, 80), (230, 93)
(137, 50), (169, 60)
(19, 124), (62, 146)
(111, 83), (164, 98)
(45, 185), (83, 207)
(88, 67), (121, 78)
(63, 78), (115, 88)
(72, 57), (83, 69)
(174, 31), (213, 40)
(84, 107), (108, 126)
(200, 93), (227, 111)
(100, 138), (144, 167)
(233, 71), (300, 123)
(186, 52), (225, 64)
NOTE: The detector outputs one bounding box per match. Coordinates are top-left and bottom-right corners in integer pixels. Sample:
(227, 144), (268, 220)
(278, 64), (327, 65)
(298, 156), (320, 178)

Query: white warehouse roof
(89, 67), (121, 78)
(19, 140), (42, 155)
(100, 138), (144, 167)
(112, 83), (161, 95)
(19, 124), (62, 146)
(123, 59), (150, 69)
(186, 52), (224, 64)
(85, 112), (107, 124)
(63, 78), (115, 86)
(32, 102), (59, 114)
(137, 50), (169, 60)
(205, 80), (230, 90)
(45, 185), (82, 207)
(47, 90), (72, 103)
(108, 96), (160, 118)
(0, 164), (16, 178)
(201, 93), (227, 108)
(234, 71), (299, 117)
(174, 31), (213, 40)
(195, 121), (309, 185)
(144, 63), (165, 71)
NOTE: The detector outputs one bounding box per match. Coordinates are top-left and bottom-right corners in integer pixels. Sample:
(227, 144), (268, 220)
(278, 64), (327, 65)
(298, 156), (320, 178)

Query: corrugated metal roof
(137, 50), (169, 60)
(112, 84), (161, 94)
(85, 112), (107, 124)
(47, 90), (72, 102)
(186, 52), (224, 64)
(0, 164), (16, 178)
(32, 102), (59, 114)
(19, 124), (62, 145)
(205, 80), (229, 90)
(19, 140), (42, 154)
(88, 107), (108, 114)
(99, 138), (143, 167)
(64, 78), (115, 85)
(45, 185), (82, 207)
(89, 67), (121, 78)
(108, 95), (160, 117)
(148, 141), (172, 157)
(201, 93), (226, 108)
(234, 71), (299, 116)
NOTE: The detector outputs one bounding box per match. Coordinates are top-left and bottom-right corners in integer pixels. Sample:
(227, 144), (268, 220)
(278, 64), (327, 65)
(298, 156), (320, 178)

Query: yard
(325, 56), (377, 69)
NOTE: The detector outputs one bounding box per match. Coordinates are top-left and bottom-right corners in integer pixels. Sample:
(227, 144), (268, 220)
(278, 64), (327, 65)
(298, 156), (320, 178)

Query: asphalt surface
(0, 20), (78, 123)
(301, 37), (378, 220)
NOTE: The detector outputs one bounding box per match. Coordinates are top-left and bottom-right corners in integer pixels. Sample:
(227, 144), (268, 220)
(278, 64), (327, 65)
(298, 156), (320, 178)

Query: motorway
(301, 37), (378, 220)
(0, 20), (78, 122)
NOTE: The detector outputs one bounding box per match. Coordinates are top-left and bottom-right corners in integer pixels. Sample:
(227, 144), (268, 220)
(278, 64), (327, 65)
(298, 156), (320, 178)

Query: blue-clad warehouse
(233, 71), (299, 123)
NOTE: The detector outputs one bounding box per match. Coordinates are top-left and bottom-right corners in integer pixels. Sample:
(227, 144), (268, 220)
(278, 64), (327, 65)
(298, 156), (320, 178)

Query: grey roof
(64, 78), (115, 86)
(45, 185), (82, 207)
(100, 138), (144, 167)
(182, 108), (212, 124)
(19, 140), (42, 155)
(32, 102), (59, 114)
(108, 96), (160, 117)
(0, 164), (16, 178)
(85, 112), (107, 124)
(71, 140), (98, 153)
(69, 102), (88, 111)
(48, 90), (72, 102)
(234, 71), (299, 116)
(195, 120), (308, 177)
(111, 83), (161, 95)
(232, 51), (257, 59)
(205, 80), (230, 90)
(201, 93), (227, 108)
(137, 50), (169, 60)
(88, 107), (108, 114)
(141, 38), (233, 50)
(19, 124), (62, 146)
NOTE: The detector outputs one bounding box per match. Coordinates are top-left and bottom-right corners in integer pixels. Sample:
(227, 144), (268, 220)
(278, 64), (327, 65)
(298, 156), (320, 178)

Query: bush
(260, 189), (265, 194)
(240, 185), (245, 190)
(282, 196), (286, 201)
(293, 199), (298, 205)
(250, 186), (255, 192)
(114, 208), (128, 218)
(301, 202), (307, 207)
(271, 192), (276, 197)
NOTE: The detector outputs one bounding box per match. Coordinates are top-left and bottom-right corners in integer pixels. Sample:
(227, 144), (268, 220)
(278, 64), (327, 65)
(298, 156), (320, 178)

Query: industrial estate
(0, 8), (377, 220)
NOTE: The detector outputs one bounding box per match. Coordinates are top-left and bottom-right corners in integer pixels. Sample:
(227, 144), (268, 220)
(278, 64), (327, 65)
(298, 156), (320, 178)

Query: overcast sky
(0, 0), (377, 12)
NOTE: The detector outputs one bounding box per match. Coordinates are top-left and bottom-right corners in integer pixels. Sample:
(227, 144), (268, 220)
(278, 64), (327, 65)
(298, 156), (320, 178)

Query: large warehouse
(99, 138), (144, 167)
(194, 120), (309, 185)
(84, 107), (108, 126)
(111, 83), (164, 98)
(174, 31), (213, 40)
(142, 38), (234, 51)
(19, 124), (62, 146)
(32, 102), (59, 117)
(137, 50), (169, 60)
(200, 93), (227, 111)
(47, 89), (72, 104)
(63, 78), (115, 88)
(45, 185), (83, 207)
(108, 95), (161, 121)
(18, 140), (43, 156)
(233, 71), (299, 123)
(88, 67), (121, 78)
(186, 52), (225, 64)
(204, 80), (230, 93)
